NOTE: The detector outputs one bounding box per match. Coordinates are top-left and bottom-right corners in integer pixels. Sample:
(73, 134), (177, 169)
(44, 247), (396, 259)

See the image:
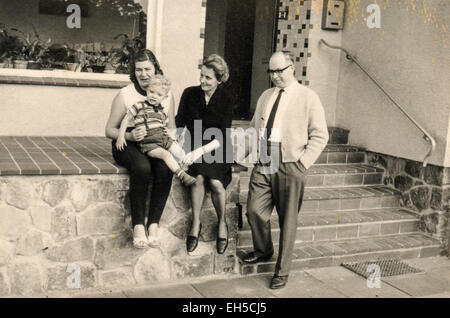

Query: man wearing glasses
(241, 51), (328, 289)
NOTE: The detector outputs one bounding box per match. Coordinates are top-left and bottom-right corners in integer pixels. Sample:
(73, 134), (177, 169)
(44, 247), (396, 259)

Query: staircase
(234, 125), (441, 275)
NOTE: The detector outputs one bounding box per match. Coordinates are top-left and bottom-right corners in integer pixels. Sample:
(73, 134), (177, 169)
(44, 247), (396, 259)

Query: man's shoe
(242, 252), (273, 264)
(270, 275), (288, 289)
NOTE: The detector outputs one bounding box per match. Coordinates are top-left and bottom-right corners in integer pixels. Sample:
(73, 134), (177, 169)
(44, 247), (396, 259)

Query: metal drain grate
(341, 259), (423, 278)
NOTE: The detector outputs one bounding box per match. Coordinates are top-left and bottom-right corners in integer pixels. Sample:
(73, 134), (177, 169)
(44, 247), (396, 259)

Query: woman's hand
(131, 126), (146, 142)
(116, 136), (127, 151)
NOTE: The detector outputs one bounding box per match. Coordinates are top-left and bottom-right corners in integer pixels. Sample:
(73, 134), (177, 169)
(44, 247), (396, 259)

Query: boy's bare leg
(147, 147), (196, 186)
(147, 148), (180, 173)
(168, 142), (186, 162)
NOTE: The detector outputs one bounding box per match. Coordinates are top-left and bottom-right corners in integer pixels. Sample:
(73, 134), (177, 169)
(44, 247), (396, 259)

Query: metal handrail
(319, 39), (436, 167)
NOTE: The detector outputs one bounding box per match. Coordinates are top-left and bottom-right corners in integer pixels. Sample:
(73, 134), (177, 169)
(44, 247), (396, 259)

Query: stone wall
(0, 172), (240, 296)
(367, 152), (449, 256)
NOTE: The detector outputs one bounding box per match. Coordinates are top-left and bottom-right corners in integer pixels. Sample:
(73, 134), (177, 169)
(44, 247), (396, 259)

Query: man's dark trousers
(246, 157), (307, 276)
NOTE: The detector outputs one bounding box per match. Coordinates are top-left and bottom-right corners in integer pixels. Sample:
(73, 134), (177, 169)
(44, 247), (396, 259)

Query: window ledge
(0, 68), (130, 88)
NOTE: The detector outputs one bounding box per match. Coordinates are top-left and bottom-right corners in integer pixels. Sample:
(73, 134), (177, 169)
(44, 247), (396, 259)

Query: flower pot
(27, 61), (42, 70)
(64, 62), (80, 71)
(91, 65), (105, 73)
(13, 60), (28, 69)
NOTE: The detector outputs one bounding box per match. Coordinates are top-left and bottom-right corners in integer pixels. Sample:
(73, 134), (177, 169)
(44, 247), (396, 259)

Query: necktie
(265, 89), (284, 140)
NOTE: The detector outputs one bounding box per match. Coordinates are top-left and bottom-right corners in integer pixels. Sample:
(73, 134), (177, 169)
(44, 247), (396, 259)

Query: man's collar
(275, 80), (298, 93)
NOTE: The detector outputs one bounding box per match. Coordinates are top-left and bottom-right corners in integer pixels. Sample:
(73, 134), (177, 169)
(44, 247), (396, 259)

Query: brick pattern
(0, 136), (125, 176)
(238, 208), (420, 247)
(239, 233), (441, 275)
(276, 0), (312, 85)
(0, 136), (245, 176)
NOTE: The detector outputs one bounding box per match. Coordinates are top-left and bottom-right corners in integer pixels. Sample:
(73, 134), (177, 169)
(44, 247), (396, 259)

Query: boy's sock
(175, 168), (196, 186)
(179, 162), (189, 172)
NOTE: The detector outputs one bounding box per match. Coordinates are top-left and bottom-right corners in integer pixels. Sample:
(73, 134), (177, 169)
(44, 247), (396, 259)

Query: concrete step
(240, 185), (401, 210)
(239, 164), (384, 191)
(237, 232), (441, 275)
(236, 146), (366, 177)
(231, 123), (350, 145)
(302, 185), (401, 211)
(238, 208), (420, 247)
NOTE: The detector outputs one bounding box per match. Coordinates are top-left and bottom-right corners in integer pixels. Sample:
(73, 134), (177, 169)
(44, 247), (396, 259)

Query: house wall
(158, 0), (206, 110)
(0, 84), (117, 136)
(334, 0), (450, 167)
(307, 0), (343, 127)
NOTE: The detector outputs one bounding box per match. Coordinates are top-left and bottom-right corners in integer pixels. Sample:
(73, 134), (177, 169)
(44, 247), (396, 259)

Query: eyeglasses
(267, 64), (292, 76)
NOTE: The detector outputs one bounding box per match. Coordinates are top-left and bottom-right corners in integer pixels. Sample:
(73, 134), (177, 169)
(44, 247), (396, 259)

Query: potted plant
(45, 43), (69, 69)
(63, 44), (87, 71)
(0, 23), (23, 68)
(7, 25), (51, 69)
(111, 32), (146, 74)
(0, 53), (7, 68)
(103, 49), (121, 73)
(86, 51), (107, 73)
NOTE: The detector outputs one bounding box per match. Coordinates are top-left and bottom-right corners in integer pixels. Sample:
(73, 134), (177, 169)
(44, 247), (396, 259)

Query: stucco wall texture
(160, 0), (205, 109)
(334, 0), (450, 167)
(0, 84), (115, 136)
(308, 0), (343, 127)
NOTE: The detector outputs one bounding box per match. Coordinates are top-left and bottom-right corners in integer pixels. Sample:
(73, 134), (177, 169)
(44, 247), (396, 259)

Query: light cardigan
(250, 81), (329, 169)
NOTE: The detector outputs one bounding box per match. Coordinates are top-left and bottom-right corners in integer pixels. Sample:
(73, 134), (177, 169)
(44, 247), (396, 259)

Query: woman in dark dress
(176, 54), (234, 254)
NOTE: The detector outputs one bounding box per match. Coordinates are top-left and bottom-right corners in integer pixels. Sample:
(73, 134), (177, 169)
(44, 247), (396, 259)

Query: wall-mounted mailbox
(322, 0), (345, 30)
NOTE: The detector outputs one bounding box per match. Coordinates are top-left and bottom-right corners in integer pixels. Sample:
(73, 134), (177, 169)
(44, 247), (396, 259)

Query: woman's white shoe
(133, 224), (149, 249)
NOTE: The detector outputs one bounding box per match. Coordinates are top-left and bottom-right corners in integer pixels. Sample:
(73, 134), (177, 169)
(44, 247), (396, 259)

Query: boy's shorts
(139, 127), (174, 154)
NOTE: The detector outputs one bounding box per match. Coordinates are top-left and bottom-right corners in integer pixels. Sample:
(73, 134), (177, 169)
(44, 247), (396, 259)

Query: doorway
(204, 0), (278, 119)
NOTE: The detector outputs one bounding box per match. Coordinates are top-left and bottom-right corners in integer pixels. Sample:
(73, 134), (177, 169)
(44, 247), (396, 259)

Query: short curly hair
(129, 49), (163, 87)
(202, 54), (229, 83)
(147, 74), (171, 95)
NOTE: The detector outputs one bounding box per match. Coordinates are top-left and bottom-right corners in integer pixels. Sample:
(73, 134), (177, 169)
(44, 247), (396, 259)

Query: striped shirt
(128, 100), (168, 133)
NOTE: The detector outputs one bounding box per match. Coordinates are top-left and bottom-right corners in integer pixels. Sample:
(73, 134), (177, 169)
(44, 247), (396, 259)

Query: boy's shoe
(180, 172), (197, 186)
(175, 168), (197, 186)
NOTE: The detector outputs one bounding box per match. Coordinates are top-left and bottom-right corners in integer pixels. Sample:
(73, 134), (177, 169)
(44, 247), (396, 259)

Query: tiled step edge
(239, 208), (418, 230)
(240, 166), (384, 190)
(239, 186), (401, 213)
(238, 218), (420, 248)
(238, 233), (440, 275)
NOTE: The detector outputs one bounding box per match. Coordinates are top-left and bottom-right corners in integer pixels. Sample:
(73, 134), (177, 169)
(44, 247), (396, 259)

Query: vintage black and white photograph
(0, 0), (449, 304)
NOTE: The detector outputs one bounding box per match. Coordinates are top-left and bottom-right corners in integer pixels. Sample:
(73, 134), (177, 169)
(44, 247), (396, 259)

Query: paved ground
(32, 256), (450, 299)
